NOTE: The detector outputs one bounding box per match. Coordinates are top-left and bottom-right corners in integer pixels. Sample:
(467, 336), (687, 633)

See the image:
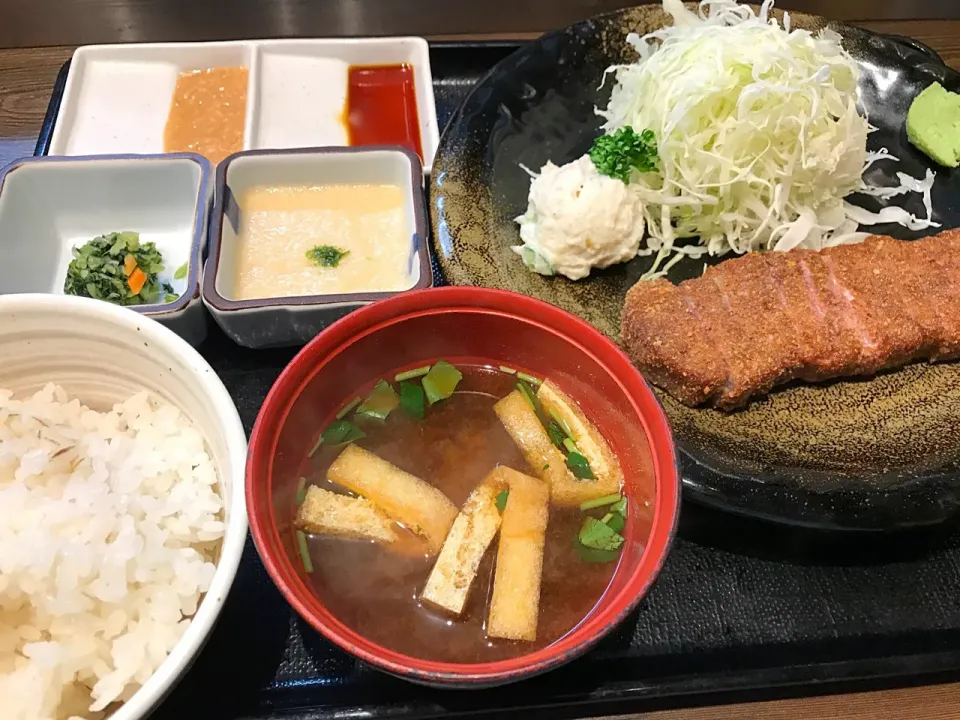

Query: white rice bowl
(0, 383), (225, 719)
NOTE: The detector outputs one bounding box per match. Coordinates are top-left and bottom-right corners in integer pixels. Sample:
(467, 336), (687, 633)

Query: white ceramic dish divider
(48, 38), (440, 174)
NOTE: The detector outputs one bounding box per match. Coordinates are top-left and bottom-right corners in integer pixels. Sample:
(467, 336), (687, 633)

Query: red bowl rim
(246, 286), (681, 684)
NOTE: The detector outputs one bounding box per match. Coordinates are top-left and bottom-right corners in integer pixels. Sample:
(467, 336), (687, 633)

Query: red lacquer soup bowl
(246, 286), (680, 686)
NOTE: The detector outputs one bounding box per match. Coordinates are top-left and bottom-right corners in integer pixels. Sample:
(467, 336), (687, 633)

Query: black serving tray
(34, 41), (960, 718)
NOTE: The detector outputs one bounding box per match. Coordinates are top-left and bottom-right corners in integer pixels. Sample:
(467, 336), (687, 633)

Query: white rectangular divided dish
(49, 38), (439, 173)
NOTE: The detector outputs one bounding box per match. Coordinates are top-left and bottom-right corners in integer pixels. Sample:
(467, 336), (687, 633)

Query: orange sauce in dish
(347, 64), (423, 160)
(164, 67), (248, 165)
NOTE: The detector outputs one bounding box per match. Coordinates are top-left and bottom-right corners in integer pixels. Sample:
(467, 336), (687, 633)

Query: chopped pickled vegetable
(495, 489), (509, 513)
(296, 530), (314, 573)
(422, 360), (463, 405)
(296, 476), (308, 505)
(356, 380), (400, 421)
(64, 231), (174, 306)
(336, 396), (363, 420)
(578, 517), (624, 551)
(580, 493), (622, 511)
(566, 450), (595, 480)
(395, 365), (431, 382)
(400, 380), (426, 419)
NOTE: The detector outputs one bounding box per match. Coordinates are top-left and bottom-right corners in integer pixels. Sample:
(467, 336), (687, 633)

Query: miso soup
(293, 362), (649, 663)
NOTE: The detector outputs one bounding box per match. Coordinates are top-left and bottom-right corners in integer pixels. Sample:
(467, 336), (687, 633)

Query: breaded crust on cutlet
(872, 235), (945, 357)
(704, 255), (805, 408)
(621, 230), (960, 410)
(763, 251), (840, 379)
(678, 282), (742, 402)
(684, 270), (773, 409)
(820, 239), (926, 371)
(760, 254), (825, 375)
(917, 230), (960, 360)
(621, 278), (730, 405)
(792, 251), (867, 378)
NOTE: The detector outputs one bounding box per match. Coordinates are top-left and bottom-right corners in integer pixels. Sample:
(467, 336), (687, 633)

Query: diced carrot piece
(128, 267), (147, 295)
(123, 254), (138, 277)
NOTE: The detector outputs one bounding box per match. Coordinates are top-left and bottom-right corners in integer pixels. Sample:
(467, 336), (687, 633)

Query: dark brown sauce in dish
(347, 63), (423, 161)
(300, 365), (623, 663)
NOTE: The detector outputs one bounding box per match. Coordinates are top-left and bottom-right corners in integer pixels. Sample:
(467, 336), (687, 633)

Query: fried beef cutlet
(867, 236), (944, 358)
(702, 254), (804, 407)
(620, 231), (960, 411)
(819, 238), (926, 372)
(794, 251), (870, 377)
(762, 252), (836, 380)
(621, 278), (730, 406)
(918, 229), (960, 360)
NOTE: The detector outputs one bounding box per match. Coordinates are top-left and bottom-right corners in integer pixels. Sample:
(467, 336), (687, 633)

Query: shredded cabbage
(598, 0), (937, 277)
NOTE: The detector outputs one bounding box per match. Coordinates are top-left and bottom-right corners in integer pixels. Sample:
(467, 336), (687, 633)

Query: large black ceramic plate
(429, 3), (960, 531)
